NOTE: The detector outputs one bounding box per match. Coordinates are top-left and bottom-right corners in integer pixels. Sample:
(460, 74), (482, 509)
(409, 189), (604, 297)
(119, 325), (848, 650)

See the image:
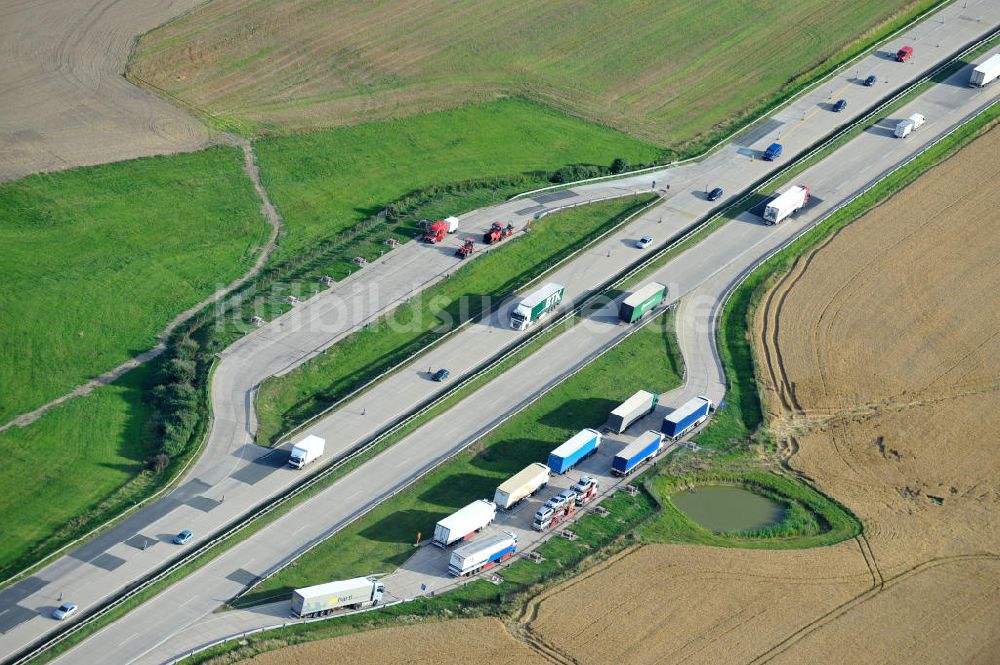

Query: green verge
(253, 99), (664, 257)
(0, 146), (268, 421)
(256, 195), (654, 445)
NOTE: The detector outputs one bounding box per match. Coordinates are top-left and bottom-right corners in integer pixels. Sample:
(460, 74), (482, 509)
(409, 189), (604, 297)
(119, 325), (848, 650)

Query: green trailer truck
(618, 282), (666, 323)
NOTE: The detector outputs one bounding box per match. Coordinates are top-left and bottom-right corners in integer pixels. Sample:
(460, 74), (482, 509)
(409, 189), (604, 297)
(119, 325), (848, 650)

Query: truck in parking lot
(546, 428), (602, 474)
(533, 490), (578, 530)
(607, 389), (659, 433)
(493, 463), (550, 510)
(894, 113), (925, 138)
(612, 430), (665, 476)
(661, 396), (713, 440)
(970, 54), (1000, 87)
(448, 531), (517, 577)
(288, 435), (325, 469)
(763, 185), (810, 225)
(432, 499), (496, 547)
(572, 476), (599, 505)
(291, 577), (384, 617)
(618, 282), (666, 324)
(510, 283), (564, 330)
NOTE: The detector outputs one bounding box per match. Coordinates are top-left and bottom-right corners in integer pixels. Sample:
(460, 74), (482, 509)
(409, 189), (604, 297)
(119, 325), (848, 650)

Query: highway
(33, 7), (1000, 664)
(1, 1), (997, 661)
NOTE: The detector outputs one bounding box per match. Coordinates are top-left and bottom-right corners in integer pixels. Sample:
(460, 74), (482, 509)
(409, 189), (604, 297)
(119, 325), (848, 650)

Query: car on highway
(896, 45), (913, 62)
(432, 368), (450, 382)
(52, 603), (78, 620)
(173, 529), (194, 545)
(864, 74), (877, 86)
(832, 99), (848, 112)
(707, 187), (724, 201)
(635, 235), (653, 249)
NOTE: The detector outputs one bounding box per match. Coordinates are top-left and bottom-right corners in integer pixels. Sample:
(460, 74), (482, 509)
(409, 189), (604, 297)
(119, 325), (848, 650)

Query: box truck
(448, 531), (517, 577)
(661, 396), (713, 440)
(893, 113), (925, 138)
(432, 499), (496, 547)
(619, 282), (666, 323)
(607, 390), (659, 433)
(612, 430), (665, 476)
(763, 142), (783, 161)
(763, 185), (810, 225)
(546, 428), (602, 474)
(288, 435), (325, 469)
(291, 577), (384, 617)
(493, 463), (550, 510)
(970, 54), (1000, 87)
(510, 283), (564, 330)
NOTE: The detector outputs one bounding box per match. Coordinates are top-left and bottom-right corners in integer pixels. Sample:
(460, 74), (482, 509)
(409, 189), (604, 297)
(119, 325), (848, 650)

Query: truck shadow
(358, 509), (448, 544)
(536, 397), (616, 430)
(865, 119), (901, 138)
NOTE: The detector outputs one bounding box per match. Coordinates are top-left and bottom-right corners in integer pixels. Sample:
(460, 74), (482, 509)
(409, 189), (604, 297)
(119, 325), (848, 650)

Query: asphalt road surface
(1, 1), (997, 661)
(32, 8), (1000, 665)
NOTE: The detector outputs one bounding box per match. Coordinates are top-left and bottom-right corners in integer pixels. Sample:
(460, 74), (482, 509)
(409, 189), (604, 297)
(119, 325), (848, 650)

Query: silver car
(52, 603), (78, 620)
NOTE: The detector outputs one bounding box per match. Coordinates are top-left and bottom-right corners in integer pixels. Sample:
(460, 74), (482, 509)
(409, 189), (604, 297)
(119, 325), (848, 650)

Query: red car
(896, 46), (913, 62)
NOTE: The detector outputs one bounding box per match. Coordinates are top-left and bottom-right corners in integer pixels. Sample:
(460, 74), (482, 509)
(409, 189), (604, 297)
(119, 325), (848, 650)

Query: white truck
(493, 463), (550, 510)
(432, 499), (496, 547)
(970, 53), (1000, 87)
(291, 577), (384, 617)
(894, 113), (925, 138)
(510, 282), (564, 330)
(763, 185), (810, 225)
(288, 435), (325, 469)
(448, 531), (517, 577)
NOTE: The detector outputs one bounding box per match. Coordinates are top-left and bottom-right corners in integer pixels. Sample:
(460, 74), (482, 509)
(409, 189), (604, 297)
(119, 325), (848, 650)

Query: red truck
(895, 46), (913, 62)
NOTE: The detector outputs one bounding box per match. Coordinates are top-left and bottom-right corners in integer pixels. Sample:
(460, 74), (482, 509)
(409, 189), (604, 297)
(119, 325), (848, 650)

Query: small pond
(671, 485), (785, 533)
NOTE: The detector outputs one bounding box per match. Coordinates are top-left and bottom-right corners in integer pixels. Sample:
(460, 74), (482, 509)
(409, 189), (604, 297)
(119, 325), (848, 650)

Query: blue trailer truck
(763, 142), (783, 161)
(547, 428), (602, 474)
(661, 396), (713, 440)
(448, 531), (518, 577)
(612, 430), (664, 476)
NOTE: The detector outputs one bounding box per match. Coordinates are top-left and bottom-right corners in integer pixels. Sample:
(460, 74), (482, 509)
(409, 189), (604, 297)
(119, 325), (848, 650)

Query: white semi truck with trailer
(432, 499), (496, 547)
(763, 185), (810, 225)
(510, 282), (564, 330)
(448, 531), (517, 577)
(894, 113), (926, 138)
(493, 463), (550, 510)
(291, 577), (384, 617)
(970, 53), (1000, 87)
(288, 435), (325, 469)
(607, 390), (659, 434)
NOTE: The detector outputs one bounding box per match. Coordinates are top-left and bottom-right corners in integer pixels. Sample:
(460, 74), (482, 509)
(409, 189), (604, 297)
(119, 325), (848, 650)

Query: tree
(610, 157), (629, 174)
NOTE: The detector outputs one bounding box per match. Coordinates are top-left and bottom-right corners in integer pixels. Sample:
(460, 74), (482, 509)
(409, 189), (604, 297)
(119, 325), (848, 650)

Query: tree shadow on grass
(536, 397), (617, 431)
(469, 438), (550, 475)
(417, 473), (497, 508)
(357, 509), (447, 544)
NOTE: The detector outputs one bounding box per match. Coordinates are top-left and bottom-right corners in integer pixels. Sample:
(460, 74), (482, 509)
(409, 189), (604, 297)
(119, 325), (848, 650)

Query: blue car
(173, 529), (193, 545)
(832, 99), (848, 112)
(864, 74), (877, 87)
(432, 368), (450, 382)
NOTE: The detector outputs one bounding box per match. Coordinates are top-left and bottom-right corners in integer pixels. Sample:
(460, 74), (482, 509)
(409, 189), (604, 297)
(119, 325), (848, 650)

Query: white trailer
(894, 113), (925, 138)
(444, 216), (460, 233)
(291, 577), (384, 617)
(970, 54), (1000, 87)
(493, 463), (550, 510)
(607, 390), (659, 433)
(763, 185), (810, 224)
(448, 531), (517, 577)
(432, 499), (496, 547)
(288, 435), (325, 469)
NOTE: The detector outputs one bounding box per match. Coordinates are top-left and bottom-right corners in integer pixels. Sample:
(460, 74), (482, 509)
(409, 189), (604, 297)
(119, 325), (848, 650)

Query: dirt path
(0, 138), (282, 433)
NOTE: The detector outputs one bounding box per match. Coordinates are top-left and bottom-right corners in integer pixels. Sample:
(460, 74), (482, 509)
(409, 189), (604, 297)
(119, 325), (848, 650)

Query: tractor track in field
(0, 137), (281, 434)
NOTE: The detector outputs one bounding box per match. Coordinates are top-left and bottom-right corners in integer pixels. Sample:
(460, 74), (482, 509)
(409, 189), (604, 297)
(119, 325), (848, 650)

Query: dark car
(432, 368), (450, 382)
(832, 99), (848, 112)
(707, 187), (724, 201)
(864, 74), (877, 87)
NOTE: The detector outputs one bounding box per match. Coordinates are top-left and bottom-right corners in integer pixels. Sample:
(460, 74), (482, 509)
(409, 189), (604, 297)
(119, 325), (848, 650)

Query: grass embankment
(0, 147), (268, 421)
(255, 195), (654, 444)
(254, 100), (663, 257)
(132, 0), (942, 152)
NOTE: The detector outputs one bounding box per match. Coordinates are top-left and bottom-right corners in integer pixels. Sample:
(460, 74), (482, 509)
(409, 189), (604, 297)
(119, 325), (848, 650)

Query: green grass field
(131, 0), (937, 148)
(0, 147), (268, 422)
(255, 196), (655, 444)
(241, 311), (683, 604)
(253, 99), (663, 256)
(0, 366), (158, 578)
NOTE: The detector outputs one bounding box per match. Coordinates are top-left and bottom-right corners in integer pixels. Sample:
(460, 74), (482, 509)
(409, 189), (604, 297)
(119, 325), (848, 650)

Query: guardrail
(11, 23), (998, 665)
